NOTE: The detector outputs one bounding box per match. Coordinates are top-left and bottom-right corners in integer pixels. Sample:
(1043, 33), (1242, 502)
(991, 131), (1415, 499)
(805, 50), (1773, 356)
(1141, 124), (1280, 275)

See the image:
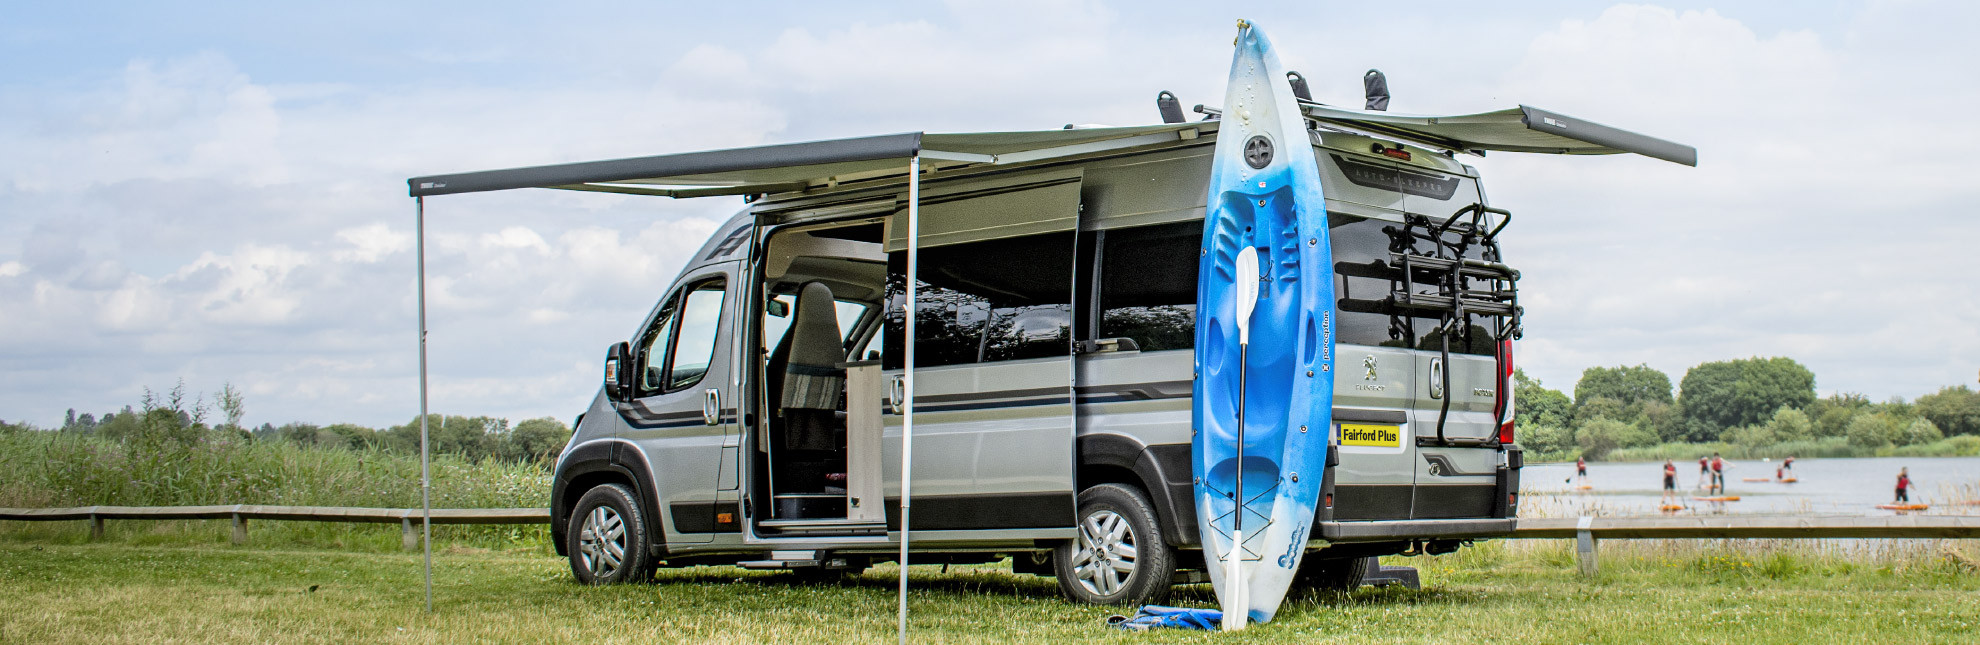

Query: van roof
(406, 104), (1691, 200)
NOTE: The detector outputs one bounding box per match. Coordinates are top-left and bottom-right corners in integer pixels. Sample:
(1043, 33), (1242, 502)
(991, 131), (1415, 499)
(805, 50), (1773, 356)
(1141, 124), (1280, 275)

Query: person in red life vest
(1896, 467), (1912, 503)
(1697, 456), (1710, 490)
(1783, 455), (1795, 475)
(1662, 459), (1678, 503)
(1709, 453), (1726, 494)
(1575, 456), (1588, 486)
(1776, 465), (1786, 481)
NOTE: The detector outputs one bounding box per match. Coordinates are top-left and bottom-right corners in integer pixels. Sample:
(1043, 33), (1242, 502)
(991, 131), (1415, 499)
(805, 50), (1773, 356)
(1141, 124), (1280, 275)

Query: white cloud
(334, 223), (411, 263)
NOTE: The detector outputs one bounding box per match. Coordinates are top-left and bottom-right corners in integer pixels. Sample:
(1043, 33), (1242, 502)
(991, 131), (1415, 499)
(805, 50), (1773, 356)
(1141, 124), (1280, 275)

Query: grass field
(3, 532), (1977, 644)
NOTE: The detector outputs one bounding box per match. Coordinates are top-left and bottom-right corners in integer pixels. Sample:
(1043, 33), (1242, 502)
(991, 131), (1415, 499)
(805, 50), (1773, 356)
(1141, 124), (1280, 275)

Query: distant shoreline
(1525, 437), (1980, 464)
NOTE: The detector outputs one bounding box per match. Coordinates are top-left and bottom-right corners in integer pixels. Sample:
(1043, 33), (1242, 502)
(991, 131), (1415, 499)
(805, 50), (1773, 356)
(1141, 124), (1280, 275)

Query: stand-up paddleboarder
(1662, 460), (1677, 503)
(1709, 453), (1726, 494)
(1895, 467), (1912, 503)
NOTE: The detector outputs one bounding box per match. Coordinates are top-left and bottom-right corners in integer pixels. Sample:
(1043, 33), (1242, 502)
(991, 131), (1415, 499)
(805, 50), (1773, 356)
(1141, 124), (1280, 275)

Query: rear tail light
(1495, 338), (1515, 444)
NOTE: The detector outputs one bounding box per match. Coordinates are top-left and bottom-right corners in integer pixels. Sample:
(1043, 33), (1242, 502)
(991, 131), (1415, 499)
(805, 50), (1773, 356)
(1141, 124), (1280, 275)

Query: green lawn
(2, 533), (1977, 644)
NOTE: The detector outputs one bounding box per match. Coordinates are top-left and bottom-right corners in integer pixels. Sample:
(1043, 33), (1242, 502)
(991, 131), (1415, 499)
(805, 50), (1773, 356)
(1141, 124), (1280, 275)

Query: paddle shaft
(1224, 341), (1248, 629)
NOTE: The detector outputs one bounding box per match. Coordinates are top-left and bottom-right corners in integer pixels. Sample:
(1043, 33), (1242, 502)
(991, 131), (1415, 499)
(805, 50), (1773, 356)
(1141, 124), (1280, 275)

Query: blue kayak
(1191, 20), (1336, 626)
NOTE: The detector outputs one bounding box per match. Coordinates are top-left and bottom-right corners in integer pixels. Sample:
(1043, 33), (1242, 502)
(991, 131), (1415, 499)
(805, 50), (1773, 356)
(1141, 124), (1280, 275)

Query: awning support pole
(896, 155), (920, 645)
(416, 196), (434, 613)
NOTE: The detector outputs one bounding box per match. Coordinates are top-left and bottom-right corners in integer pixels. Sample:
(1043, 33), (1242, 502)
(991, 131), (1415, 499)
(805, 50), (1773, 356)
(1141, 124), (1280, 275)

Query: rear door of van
(1317, 144), (1421, 522)
(1398, 158), (1505, 519)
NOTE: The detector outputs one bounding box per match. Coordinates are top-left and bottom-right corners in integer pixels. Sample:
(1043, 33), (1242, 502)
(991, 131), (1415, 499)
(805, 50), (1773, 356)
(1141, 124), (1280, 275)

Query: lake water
(1519, 455), (1980, 517)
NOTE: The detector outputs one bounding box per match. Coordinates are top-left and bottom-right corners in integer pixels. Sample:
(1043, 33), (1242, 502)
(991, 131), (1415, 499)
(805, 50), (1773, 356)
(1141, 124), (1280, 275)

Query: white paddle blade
(1234, 245), (1260, 345)
(1223, 547), (1247, 630)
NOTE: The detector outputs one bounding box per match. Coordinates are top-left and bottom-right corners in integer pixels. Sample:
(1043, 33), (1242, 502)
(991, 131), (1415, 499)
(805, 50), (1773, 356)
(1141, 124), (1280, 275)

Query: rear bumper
(1318, 518), (1517, 542)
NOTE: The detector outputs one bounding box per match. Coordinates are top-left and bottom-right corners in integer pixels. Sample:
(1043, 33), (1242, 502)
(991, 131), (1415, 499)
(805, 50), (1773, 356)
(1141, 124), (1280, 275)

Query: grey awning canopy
(406, 123), (1213, 198)
(406, 104), (1694, 199)
(1297, 102), (1697, 166)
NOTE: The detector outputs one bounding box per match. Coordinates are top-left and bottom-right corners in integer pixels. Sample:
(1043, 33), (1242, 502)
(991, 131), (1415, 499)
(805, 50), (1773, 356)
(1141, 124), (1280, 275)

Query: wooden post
(1575, 516), (1598, 577)
(89, 513), (103, 540)
(231, 513), (248, 545)
(403, 518), (419, 552)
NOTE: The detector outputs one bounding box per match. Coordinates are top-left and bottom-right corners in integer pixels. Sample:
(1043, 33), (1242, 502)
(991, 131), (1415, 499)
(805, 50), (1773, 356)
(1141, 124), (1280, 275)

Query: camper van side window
(883, 232), (1075, 369)
(1097, 221), (1200, 351)
(667, 280), (727, 391)
(636, 301), (678, 397)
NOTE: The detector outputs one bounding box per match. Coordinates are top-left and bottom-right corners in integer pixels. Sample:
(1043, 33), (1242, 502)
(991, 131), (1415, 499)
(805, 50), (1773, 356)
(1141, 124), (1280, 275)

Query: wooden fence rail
(0, 505), (547, 551)
(4, 507), (1974, 573)
(1508, 514), (1980, 576)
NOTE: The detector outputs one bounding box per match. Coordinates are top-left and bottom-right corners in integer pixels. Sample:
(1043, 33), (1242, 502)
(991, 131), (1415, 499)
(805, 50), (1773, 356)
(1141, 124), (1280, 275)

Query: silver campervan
(408, 89), (1693, 606)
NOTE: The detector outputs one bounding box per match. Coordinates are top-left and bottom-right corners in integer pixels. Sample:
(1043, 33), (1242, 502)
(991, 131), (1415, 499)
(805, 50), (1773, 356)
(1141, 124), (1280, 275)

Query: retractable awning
(406, 122), (1214, 199)
(1297, 102), (1696, 166)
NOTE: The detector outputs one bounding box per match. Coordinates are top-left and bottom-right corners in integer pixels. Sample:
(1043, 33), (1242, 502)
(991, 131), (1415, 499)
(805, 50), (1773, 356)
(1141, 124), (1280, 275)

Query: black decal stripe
(1074, 380), (1195, 402)
(671, 502), (743, 533)
(1412, 485), (1497, 519)
(1330, 485), (1414, 521)
(910, 397), (1070, 414)
(622, 409), (739, 430)
(881, 493), (1074, 530)
(915, 387), (1069, 404)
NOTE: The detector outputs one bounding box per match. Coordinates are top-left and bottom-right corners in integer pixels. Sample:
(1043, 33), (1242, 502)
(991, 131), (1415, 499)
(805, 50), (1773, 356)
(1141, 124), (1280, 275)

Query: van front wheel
(566, 483), (654, 584)
(1053, 484), (1175, 606)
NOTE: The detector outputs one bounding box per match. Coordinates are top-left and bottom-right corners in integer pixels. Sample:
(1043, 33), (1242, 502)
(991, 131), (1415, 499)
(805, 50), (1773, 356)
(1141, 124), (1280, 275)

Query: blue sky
(2, 1), (1976, 428)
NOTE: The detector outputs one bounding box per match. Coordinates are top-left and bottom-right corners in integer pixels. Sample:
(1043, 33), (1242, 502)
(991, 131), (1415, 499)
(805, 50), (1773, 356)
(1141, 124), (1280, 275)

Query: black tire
(1292, 554), (1369, 593)
(566, 483), (655, 584)
(1053, 483), (1176, 606)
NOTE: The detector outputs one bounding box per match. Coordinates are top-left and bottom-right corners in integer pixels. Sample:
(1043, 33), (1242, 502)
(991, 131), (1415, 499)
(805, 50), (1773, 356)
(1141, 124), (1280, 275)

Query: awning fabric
(405, 105), (1693, 200)
(1297, 102), (1697, 166)
(406, 123), (1212, 198)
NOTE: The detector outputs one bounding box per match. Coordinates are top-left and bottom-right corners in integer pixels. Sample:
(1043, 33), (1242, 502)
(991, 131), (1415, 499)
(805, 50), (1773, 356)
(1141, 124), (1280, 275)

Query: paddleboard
(1741, 477), (1770, 482)
(1192, 19), (1335, 628)
(1659, 504), (1685, 512)
(1574, 485), (1594, 490)
(1876, 503), (1929, 511)
(1693, 496), (1741, 502)
(1779, 478), (1798, 483)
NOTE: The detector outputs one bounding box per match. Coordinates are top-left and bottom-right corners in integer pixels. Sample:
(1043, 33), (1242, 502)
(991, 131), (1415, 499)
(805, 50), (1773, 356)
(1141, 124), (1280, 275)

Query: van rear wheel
(1053, 484), (1175, 606)
(567, 483), (654, 584)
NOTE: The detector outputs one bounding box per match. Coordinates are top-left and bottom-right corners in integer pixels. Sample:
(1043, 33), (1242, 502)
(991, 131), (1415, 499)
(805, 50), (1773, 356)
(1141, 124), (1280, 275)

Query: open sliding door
(879, 168), (1083, 536)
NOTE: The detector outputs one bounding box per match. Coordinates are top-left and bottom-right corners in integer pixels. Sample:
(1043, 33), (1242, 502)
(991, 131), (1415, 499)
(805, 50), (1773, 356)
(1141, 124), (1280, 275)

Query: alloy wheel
(577, 506), (627, 578)
(1069, 509), (1138, 596)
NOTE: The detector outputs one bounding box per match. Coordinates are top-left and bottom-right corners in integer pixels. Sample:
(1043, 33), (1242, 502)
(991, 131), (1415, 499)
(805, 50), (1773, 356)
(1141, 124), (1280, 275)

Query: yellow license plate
(1339, 423), (1403, 448)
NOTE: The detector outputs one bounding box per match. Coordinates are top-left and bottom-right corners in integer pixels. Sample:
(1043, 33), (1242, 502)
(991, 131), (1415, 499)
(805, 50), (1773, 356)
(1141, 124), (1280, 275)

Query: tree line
(1515, 357), (1980, 459)
(24, 380), (572, 468)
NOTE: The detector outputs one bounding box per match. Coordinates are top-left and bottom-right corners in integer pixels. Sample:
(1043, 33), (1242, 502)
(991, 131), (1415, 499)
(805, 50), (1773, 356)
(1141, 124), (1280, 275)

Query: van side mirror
(604, 341), (633, 400)
(766, 299), (789, 317)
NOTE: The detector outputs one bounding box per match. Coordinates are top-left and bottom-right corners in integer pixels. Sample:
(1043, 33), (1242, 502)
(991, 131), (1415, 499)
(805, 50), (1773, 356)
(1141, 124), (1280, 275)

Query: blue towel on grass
(1106, 605), (1224, 631)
